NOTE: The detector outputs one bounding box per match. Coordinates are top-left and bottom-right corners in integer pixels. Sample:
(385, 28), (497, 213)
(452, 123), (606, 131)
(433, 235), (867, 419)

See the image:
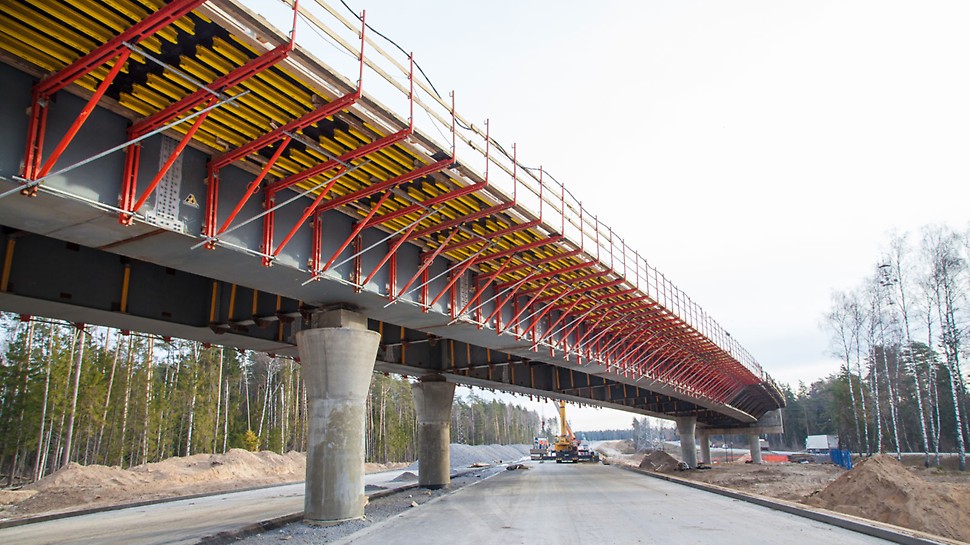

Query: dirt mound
(30, 462), (148, 491)
(805, 455), (970, 542)
(680, 463), (842, 502)
(390, 471), (418, 482)
(638, 451), (680, 473)
(130, 449), (304, 486)
(4, 450), (309, 519)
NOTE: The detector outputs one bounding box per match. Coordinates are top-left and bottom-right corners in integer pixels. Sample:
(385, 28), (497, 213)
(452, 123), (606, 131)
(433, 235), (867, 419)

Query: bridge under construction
(0, 0), (784, 523)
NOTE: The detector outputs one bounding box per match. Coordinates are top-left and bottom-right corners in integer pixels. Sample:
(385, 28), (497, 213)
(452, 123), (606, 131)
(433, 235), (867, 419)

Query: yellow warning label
(183, 194), (199, 208)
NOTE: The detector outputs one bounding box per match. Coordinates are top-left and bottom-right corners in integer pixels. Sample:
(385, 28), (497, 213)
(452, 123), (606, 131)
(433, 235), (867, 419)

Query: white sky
(253, 0), (970, 429)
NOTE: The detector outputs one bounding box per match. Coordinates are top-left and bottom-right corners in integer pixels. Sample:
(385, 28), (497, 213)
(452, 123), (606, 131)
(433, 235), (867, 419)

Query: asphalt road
(3, 463), (906, 545)
(327, 462), (898, 545)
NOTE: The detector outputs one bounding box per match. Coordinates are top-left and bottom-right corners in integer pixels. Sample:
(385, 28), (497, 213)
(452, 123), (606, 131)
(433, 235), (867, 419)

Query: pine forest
(0, 316), (540, 487)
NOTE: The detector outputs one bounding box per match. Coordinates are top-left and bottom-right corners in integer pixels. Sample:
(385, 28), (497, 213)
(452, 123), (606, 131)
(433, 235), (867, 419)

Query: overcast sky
(253, 0), (970, 429)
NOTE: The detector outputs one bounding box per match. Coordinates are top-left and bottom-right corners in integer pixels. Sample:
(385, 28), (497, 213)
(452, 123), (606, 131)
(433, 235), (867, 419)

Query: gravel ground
(231, 468), (503, 545)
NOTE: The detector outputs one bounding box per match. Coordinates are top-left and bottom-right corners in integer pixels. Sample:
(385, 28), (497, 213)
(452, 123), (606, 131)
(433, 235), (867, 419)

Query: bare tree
(887, 233), (931, 465)
(923, 226), (967, 471)
(62, 325), (86, 468)
(825, 291), (865, 452)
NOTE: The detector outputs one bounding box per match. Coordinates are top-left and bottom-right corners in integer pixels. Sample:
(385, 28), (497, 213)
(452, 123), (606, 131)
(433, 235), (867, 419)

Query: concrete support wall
(297, 310), (380, 525)
(748, 435), (763, 464)
(698, 433), (712, 465)
(411, 376), (456, 489)
(675, 416), (698, 469)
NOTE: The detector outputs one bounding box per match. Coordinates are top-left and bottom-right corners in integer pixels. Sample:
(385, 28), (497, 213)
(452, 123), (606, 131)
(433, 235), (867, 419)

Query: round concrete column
(675, 416), (698, 469)
(698, 433), (712, 465)
(748, 434), (763, 464)
(297, 310), (380, 525)
(411, 377), (456, 489)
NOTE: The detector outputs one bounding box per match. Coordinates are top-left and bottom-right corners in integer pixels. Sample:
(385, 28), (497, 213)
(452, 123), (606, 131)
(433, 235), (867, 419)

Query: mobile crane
(553, 401), (600, 463)
(554, 401), (580, 462)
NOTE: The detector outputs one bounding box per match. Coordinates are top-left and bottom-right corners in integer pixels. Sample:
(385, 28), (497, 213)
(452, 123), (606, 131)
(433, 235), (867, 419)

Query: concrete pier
(698, 433), (712, 465)
(675, 416), (698, 469)
(748, 435), (763, 464)
(411, 376), (456, 489)
(297, 310), (380, 525)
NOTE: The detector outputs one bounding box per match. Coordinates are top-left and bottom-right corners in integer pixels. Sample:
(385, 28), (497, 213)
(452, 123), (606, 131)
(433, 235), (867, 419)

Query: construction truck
(530, 437), (551, 460)
(576, 441), (600, 463)
(554, 401), (579, 463)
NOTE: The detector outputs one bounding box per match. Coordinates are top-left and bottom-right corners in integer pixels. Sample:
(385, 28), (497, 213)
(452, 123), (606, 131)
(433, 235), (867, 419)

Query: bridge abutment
(675, 416), (698, 468)
(411, 375), (456, 489)
(297, 309), (380, 525)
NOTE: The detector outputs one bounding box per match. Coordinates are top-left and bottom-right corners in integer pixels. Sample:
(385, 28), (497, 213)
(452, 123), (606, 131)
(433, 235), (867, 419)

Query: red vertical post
(261, 193), (275, 266)
(388, 253), (397, 301)
(309, 213), (323, 274)
(353, 236), (363, 292)
(203, 169), (220, 247)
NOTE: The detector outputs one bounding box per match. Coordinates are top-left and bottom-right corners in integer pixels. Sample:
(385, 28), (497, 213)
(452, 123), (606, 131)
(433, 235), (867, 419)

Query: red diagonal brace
(532, 296), (584, 347)
(210, 12), (366, 172)
(123, 96), (213, 221)
(267, 128), (411, 195)
(318, 190), (393, 271)
(605, 327), (655, 364)
(312, 157), (452, 216)
(498, 277), (558, 335)
(132, 41), (295, 137)
(439, 219), (541, 256)
(392, 229), (459, 303)
(483, 271), (540, 326)
(495, 259), (597, 293)
(519, 288), (577, 339)
(558, 310), (608, 352)
(363, 178), (487, 229)
(407, 201), (513, 242)
(267, 166), (347, 259)
(427, 244), (491, 308)
(493, 248), (583, 277)
(470, 235), (564, 267)
(362, 225), (420, 287)
(32, 49), (133, 181)
(214, 136), (291, 235)
(537, 278), (624, 304)
(452, 256), (514, 318)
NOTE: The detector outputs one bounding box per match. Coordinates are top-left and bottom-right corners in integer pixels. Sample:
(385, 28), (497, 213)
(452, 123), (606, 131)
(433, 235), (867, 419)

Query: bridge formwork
(0, 0), (783, 520)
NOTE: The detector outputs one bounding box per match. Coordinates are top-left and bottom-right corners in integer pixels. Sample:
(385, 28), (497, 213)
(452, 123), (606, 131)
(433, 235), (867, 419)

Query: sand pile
(805, 455), (970, 542)
(132, 449), (305, 485)
(4, 449), (308, 519)
(638, 451), (680, 473)
(2, 444), (526, 520)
